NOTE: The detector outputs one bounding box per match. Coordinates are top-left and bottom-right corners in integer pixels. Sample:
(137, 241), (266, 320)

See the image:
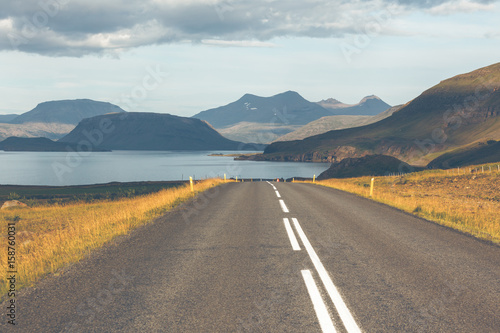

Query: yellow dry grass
(0, 179), (225, 297)
(310, 163), (500, 244)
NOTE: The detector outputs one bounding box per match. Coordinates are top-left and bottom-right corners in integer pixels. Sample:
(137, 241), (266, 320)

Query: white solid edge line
(292, 218), (362, 333)
(283, 218), (301, 251)
(275, 191), (281, 198)
(301, 270), (337, 333)
(279, 199), (289, 213)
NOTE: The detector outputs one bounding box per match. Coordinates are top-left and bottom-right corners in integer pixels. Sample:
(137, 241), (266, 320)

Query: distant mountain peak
(359, 95), (381, 103)
(241, 93), (258, 99)
(10, 99), (126, 125)
(279, 90), (301, 97)
(316, 95), (390, 116)
(193, 91), (331, 128)
(318, 98), (343, 105)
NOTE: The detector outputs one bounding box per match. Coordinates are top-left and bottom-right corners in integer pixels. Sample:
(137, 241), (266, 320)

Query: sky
(1, 0), (499, 117)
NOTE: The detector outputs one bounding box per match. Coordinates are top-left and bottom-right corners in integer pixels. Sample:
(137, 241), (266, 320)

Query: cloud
(0, 0), (496, 56)
(426, 0), (495, 14)
(201, 39), (277, 47)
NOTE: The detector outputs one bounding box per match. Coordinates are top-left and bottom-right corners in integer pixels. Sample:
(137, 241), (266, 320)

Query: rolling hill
(427, 140), (500, 169)
(59, 112), (253, 151)
(274, 105), (403, 142)
(10, 99), (126, 125)
(0, 137), (110, 152)
(0, 122), (75, 142)
(0, 114), (19, 123)
(217, 122), (302, 144)
(317, 154), (423, 179)
(256, 62), (500, 166)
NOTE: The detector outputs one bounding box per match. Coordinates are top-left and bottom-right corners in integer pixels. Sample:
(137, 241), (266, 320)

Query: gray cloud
(0, 0), (496, 56)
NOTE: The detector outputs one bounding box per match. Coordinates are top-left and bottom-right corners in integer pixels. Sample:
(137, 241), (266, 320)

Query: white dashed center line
(292, 218), (361, 333)
(283, 218), (301, 251)
(269, 182), (357, 332)
(279, 199), (289, 213)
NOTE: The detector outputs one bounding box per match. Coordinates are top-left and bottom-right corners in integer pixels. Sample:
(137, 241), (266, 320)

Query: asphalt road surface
(6, 182), (500, 332)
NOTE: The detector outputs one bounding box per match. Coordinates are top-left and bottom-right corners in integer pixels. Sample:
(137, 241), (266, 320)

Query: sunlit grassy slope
(0, 179), (225, 298)
(310, 162), (500, 244)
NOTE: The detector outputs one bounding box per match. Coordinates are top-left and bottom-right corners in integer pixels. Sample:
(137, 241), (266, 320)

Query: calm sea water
(0, 151), (330, 186)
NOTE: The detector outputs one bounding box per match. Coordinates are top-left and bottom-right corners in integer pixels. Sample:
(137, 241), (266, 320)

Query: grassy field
(310, 162), (500, 244)
(0, 179), (225, 299)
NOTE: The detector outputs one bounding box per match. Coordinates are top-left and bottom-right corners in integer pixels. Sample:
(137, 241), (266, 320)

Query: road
(7, 182), (500, 332)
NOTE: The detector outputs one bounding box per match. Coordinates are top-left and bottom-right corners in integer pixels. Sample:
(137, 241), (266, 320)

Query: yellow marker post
(224, 174), (226, 182)
(313, 175), (316, 183)
(369, 177), (375, 197)
(292, 178), (295, 183)
(189, 176), (194, 192)
(236, 176), (238, 182)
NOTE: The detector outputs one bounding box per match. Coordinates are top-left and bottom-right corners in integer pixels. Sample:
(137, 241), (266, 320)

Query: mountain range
(253, 62), (500, 166)
(194, 91), (391, 143)
(193, 91), (332, 128)
(3, 62), (499, 169)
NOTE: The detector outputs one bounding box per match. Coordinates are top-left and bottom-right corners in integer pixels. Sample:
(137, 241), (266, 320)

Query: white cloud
(201, 39), (277, 47)
(426, 0), (495, 14)
(0, 0), (497, 56)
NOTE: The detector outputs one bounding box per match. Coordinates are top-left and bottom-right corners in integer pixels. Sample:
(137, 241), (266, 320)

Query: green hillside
(260, 63), (500, 166)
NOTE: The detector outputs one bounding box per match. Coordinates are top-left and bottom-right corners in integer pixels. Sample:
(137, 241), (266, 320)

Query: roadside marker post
(224, 174), (226, 182)
(313, 175), (316, 183)
(189, 177), (194, 192)
(236, 176), (238, 182)
(369, 177), (375, 197)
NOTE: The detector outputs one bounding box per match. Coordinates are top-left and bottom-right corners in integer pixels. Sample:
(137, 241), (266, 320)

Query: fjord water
(0, 151), (330, 186)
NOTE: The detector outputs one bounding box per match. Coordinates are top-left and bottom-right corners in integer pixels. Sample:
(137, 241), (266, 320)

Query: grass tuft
(309, 162), (500, 244)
